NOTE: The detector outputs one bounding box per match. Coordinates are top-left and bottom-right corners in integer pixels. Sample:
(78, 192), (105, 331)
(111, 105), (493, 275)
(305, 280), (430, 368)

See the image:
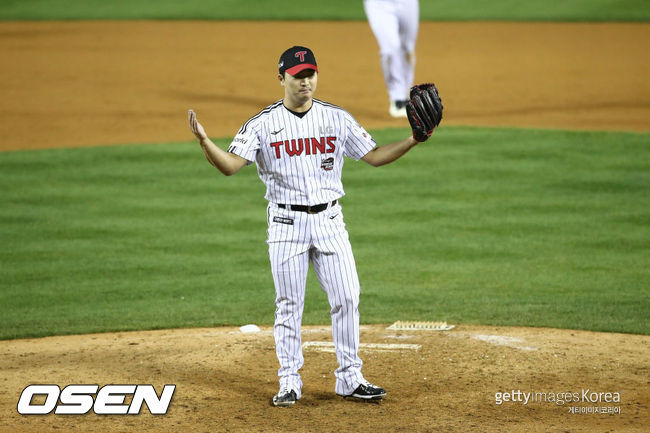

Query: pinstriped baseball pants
(267, 202), (366, 398)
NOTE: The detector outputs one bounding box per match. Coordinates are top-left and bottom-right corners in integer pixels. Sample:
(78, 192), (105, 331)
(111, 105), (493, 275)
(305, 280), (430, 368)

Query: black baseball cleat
(346, 382), (386, 400)
(272, 389), (297, 407)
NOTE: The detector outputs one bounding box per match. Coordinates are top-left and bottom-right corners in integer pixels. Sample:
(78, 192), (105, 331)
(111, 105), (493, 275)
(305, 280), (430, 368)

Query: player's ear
(278, 73), (285, 85)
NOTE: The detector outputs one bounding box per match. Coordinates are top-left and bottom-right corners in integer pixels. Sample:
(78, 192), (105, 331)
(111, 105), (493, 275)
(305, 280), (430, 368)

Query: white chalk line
(471, 334), (538, 351)
(302, 341), (421, 353)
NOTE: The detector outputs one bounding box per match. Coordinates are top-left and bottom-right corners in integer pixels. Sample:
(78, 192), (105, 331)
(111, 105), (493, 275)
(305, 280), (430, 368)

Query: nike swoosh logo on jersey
(271, 128), (284, 135)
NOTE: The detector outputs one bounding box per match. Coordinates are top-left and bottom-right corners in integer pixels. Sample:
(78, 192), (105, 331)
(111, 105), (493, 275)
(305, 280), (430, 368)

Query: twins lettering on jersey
(270, 136), (337, 159)
(228, 99), (376, 204)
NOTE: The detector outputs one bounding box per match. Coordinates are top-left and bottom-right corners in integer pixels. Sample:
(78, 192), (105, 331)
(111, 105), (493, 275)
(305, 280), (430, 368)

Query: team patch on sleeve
(343, 118), (377, 160)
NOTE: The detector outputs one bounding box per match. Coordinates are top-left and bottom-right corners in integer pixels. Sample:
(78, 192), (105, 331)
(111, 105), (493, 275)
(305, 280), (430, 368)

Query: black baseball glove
(406, 83), (443, 142)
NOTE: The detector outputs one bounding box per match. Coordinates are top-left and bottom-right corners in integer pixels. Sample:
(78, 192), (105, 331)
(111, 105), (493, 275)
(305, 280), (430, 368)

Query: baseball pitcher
(188, 45), (442, 407)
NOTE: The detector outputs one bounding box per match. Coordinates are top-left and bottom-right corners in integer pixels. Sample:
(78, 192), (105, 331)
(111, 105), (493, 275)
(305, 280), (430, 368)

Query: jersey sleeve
(227, 126), (260, 165)
(342, 112), (377, 160)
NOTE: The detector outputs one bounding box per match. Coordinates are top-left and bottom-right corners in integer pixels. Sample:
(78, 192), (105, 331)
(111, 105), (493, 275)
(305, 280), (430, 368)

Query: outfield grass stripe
(0, 0), (649, 21)
(0, 126), (648, 339)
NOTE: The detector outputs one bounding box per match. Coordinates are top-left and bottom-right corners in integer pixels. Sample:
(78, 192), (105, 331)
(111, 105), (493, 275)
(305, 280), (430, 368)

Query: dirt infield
(1, 325), (648, 432)
(0, 20), (649, 432)
(0, 21), (649, 151)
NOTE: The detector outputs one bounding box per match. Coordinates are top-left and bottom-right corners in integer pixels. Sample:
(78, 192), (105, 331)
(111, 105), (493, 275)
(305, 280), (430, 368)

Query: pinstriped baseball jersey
(227, 98), (376, 206)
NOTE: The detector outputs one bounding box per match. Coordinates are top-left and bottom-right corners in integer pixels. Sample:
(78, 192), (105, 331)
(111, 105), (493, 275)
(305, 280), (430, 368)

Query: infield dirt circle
(0, 21), (648, 432)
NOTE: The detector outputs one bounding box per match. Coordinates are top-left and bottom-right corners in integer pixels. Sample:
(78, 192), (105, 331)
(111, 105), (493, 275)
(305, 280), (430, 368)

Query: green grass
(1, 126), (648, 339)
(1, 0), (649, 21)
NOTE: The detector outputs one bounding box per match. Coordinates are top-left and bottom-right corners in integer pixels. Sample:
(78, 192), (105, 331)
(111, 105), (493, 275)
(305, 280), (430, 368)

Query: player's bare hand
(188, 109), (208, 140)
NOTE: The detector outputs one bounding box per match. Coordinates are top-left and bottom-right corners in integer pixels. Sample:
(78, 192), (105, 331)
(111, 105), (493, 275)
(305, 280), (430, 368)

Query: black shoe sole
(345, 392), (386, 401)
(273, 400), (296, 407)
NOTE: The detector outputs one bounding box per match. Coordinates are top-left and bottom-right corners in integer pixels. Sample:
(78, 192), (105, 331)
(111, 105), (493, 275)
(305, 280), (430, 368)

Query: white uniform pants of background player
(267, 202), (365, 398)
(364, 0), (420, 102)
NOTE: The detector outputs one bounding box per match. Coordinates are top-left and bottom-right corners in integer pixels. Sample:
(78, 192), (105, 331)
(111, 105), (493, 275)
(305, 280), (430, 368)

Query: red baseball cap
(278, 46), (318, 76)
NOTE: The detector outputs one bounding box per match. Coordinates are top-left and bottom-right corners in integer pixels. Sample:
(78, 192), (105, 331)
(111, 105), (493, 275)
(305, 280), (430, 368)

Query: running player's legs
(364, 0), (407, 102)
(398, 0), (419, 92)
(311, 207), (365, 395)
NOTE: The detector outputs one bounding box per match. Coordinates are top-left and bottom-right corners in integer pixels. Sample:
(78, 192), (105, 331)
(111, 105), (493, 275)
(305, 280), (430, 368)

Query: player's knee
(380, 46), (402, 59)
(406, 51), (416, 65)
(329, 292), (359, 314)
(275, 296), (302, 315)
